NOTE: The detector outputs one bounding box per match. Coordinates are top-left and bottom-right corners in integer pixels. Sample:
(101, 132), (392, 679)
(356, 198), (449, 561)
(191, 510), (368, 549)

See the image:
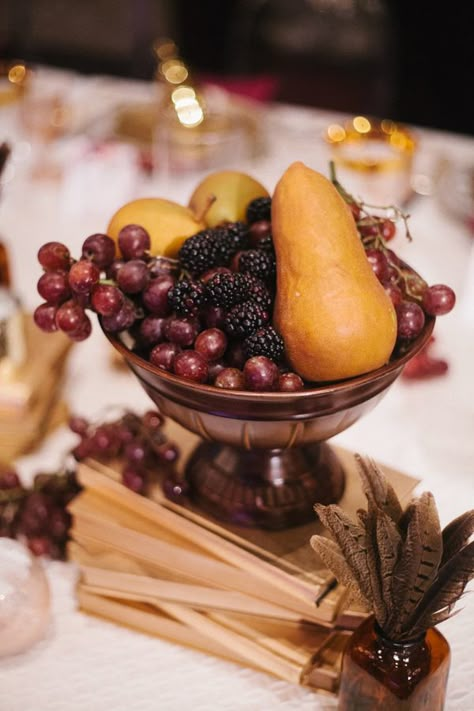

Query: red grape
(365, 248), (389, 282)
(142, 275), (175, 315)
(384, 283), (403, 307)
(226, 341), (246, 369)
(118, 224), (151, 260)
(381, 219), (396, 242)
(68, 259), (100, 294)
(278, 372), (304, 392)
(82, 233), (116, 268)
(0, 469), (21, 489)
(156, 442), (180, 463)
(138, 315), (167, 346)
(243, 356), (279, 391)
(49, 508), (70, 541)
(34, 303), (58, 332)
(100, 298), (136, 332)
(203, 304), (226, 329)
(164, 317), (199, 347)
(55, 300), (88, 333)
(214, 368), (245, 390)
(150, 342), (181, 371)
(194, 328), (227, 361)
(38, 241), (71, 271)
(91, 283), (124, 316)
(396, 301), (425, 340)
(108, 259), (125, 281)
(125, 438), (148, 464)
(37, 270), (71, 304)
(207, 358), (226, 382)
(116, 259), (149, 294)
(173, 350), (209, 383)
(68, 415), (89, 435)
(249, 220), (272, 247)
(422, 284), (456, 316)
(142, 410), (164, 431)
(122, 464), (147, 494)
(69, 314), (92, 341)
(28, 536), (54, 557)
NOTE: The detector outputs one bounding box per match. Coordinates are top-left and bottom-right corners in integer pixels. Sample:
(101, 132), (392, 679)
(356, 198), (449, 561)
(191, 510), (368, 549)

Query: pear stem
(193, 194), (217, 223)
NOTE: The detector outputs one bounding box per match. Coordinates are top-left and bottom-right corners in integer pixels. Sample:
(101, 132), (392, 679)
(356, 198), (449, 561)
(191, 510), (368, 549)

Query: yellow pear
(272, 162), (397, 382)
(107, 197), (205, 258)
(188, 170), (269, 227)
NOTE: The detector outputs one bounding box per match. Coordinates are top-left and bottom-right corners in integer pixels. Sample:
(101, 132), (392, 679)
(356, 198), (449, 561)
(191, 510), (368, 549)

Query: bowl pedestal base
(179, 440), (345, 530)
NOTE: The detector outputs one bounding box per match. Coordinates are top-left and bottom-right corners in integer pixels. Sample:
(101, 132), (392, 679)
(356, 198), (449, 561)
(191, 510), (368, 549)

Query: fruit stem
(193, 194), (217, 223)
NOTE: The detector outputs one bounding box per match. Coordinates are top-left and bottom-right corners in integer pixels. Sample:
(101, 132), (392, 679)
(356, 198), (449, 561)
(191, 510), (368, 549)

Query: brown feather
(375, 507), (402, 620)
(388, 492), (442, 635)
(441, 510), (474, 566)
(354, 454), (403, 524)
(364, 501), (388, 626)
(405, 540), (474, 638)
(310, 535), (369, 607)
(314, 503), (373, 603)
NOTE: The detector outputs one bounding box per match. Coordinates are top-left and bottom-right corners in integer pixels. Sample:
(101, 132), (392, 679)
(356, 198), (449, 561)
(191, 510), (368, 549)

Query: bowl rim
(104, 315), (435, 401)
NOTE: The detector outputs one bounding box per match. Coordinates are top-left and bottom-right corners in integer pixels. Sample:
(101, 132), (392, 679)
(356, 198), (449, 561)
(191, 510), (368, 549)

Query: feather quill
(388, 492), (442, 635)
(354, 454), (403, 524)
(405, 540), (474, 638)
(441, 510), (474, 566)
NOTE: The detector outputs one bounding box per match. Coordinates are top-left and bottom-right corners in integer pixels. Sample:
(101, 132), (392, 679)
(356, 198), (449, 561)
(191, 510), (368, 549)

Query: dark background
(1, 0), (473, 136)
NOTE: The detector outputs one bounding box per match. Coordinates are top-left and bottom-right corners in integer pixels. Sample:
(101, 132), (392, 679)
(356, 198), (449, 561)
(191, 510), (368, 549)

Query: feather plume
(310, 536), (369, 607)
(314, 503), (372, 603)
(441, 510), (474, 566)
(386, 492), (442, 635)
(405, 540), (474, 638)
(375, 508), (402, 620)
(354, 454), (403, 524)
(364, 501), (388, 626)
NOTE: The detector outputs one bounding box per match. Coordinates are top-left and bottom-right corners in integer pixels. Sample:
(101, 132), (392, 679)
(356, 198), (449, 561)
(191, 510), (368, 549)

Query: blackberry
(238, 249), (276, 285)
(224, 300), (269, 338)
(168, 280), (206, 316)
(243, 326), (284, 361)
(255, 234), (274, 253)
(217, 222), (249, 262)
(205, 272), (250, 309)
(246, 197), (272, 224)
(245, 274), (273, 309)
(178, 229), (220, 276)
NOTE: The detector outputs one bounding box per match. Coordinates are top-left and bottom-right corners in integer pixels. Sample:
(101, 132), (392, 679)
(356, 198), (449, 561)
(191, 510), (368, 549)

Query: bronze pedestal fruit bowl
(105, 318), (434, 530)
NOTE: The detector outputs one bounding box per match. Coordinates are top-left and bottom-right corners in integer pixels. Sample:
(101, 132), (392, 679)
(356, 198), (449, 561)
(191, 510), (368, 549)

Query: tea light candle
(0, 538), (51, 658)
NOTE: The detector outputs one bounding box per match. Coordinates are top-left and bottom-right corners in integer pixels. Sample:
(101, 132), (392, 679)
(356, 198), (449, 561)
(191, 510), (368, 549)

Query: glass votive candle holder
(152, 85), (251, 191)
(325, 116), (417, 207)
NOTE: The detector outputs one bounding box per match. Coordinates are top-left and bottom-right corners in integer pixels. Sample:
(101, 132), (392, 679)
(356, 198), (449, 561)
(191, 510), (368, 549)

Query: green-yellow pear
(188, 170), (269, 227)
(272, 162), (397, 382)
(107, 197), (205, 258)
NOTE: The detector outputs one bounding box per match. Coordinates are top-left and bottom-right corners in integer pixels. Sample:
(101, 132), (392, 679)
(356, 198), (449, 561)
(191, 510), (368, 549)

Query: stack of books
(0, 314), (71, 463)
(69, 426), (418, 697)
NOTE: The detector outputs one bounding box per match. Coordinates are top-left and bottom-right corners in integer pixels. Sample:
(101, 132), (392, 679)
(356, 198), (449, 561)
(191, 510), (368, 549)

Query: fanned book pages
(68, 441), (419, 694)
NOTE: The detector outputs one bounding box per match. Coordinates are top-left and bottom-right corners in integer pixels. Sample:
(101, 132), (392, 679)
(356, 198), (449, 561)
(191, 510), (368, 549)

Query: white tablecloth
(0, 68), (473, 711)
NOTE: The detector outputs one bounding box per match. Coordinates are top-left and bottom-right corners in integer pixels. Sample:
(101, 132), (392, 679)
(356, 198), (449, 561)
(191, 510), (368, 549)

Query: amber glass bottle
(338, 615), (451, 711)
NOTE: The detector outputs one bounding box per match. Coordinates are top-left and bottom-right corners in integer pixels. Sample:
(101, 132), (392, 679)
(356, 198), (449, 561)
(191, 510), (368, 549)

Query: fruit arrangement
(34, 164), (455, 392)
(0, 408), (178, 559)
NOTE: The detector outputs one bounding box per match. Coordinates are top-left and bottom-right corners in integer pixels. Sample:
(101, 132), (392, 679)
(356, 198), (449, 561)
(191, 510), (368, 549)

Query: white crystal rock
(0, 538), (51, 657)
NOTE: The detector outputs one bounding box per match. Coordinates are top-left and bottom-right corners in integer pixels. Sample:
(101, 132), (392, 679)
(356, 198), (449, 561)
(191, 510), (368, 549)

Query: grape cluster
(0, 408), (180, 559)
(0, 465), (80, 560)
(34, 185), (456, 392)
(70, 409), (180, 495)
(337, 184), (456, 342)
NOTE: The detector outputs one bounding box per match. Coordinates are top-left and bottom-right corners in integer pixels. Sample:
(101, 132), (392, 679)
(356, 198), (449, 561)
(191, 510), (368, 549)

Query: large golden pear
(272, 162), (397, 382)
(188, 170), (269, 227)
(107, 197), (205, 258)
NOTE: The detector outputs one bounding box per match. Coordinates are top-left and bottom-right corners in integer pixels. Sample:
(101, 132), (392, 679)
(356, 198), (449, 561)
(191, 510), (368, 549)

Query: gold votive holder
(325, 116), (417, 207)
(0, 60), (30, 107)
